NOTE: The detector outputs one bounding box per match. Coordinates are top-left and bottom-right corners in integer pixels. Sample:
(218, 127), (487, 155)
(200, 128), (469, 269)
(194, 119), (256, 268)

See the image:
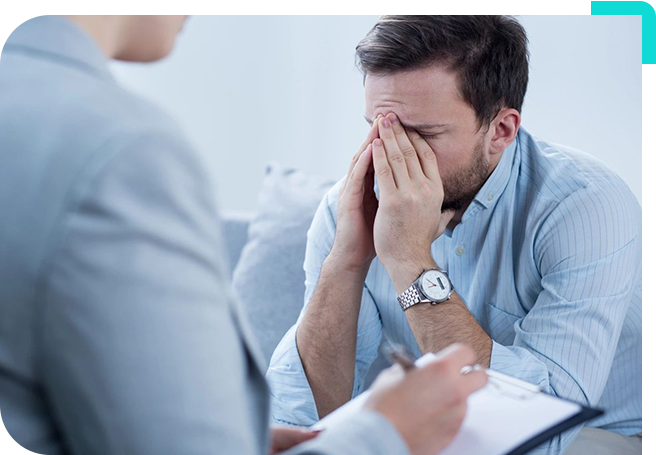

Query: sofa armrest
(221, 211), (254, 277)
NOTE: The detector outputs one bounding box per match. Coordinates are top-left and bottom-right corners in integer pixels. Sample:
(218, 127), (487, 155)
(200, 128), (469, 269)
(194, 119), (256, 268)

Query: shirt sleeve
(489, 180), (641, 454)
(39, 132), (266, 455)
(267, 181), (384, 426)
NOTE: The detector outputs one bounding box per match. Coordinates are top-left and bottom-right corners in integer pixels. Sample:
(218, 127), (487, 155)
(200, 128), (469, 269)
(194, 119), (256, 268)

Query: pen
(383, 343), (492, 376)
(462, 364), (541, 392)
(382, 341), (417, 372)
(384, 343), (540, 394)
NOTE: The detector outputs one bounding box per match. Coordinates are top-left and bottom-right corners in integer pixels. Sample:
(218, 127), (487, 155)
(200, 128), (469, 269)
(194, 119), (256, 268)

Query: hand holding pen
(364, 343), (488, 455)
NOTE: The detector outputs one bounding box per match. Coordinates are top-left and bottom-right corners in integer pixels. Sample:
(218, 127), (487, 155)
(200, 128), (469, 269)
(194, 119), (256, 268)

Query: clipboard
(314, 353), (603, 455)
(505, 392), (604, 455)
(472, 367), (603, 455)
(505, 401), (602, 455)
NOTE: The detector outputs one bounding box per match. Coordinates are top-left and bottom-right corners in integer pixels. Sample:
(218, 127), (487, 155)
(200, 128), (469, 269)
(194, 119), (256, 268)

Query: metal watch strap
(398, 283), (426, 311)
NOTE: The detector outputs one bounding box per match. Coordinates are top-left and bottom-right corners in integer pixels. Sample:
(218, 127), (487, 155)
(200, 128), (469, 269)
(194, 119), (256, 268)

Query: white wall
(111, 15), (642, 211)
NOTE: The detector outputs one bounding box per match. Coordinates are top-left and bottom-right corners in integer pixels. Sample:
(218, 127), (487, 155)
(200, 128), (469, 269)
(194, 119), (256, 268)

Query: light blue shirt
(267, 127), (642, 454)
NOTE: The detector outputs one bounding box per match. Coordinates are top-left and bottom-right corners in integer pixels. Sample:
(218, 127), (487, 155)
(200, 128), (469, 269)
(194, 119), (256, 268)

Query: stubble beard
(440, 138), (491, 212)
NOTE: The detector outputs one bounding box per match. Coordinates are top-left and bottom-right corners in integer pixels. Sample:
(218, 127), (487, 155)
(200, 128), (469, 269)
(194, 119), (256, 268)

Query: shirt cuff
(267, 325), (320, 426)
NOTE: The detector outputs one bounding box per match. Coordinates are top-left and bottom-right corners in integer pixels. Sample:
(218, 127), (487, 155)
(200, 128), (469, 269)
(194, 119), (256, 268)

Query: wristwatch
(397, 268), (454, 311)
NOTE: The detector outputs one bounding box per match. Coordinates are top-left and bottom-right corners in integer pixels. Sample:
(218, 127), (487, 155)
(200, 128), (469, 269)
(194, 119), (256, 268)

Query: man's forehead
(364, 66), (459, 99)
(363, 66), (462, 124)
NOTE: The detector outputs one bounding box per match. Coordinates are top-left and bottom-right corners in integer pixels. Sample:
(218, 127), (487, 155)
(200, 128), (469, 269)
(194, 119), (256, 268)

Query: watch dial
(421, 270), (451, 301)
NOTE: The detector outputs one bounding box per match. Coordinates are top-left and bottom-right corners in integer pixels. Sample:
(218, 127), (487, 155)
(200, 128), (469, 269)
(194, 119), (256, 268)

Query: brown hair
(356, 16), (530, 129)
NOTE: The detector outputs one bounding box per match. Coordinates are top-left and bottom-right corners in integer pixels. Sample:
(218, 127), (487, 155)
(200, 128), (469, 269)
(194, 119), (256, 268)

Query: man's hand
(327, 116), (381, 273)
(372, 112), (454, 291)
(269, 426), (321, 454)
(365, 344), (487, 455)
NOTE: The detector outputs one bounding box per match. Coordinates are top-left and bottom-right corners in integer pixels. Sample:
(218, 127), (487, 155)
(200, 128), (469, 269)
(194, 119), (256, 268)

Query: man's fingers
(387, 113), (423, 179)
(372, 138), (397, 194)
(345, 144), (372, 197)
(347, 116), (381, 177)
(341, 118), (378, 199)
(378, 116), (410, 186)
(407, 129), (441, 183)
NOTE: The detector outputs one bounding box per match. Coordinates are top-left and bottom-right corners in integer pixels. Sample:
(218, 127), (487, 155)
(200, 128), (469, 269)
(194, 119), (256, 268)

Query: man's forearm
(296, 256), (368, 418)
(387, 258), (492, 367)
(405, 297), (492, 367)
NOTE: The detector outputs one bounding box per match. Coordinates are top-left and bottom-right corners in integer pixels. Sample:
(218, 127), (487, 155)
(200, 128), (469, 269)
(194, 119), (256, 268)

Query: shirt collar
(4, 16), (115, 83)
(470, 130), (520, 210)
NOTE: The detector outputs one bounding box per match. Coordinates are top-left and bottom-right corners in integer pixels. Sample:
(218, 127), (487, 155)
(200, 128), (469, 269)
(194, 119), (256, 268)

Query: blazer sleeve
(38, 131), (267, 455)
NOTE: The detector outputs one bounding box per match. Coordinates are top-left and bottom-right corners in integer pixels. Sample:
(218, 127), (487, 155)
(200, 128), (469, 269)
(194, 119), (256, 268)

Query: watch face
(420, 270), (451, 301)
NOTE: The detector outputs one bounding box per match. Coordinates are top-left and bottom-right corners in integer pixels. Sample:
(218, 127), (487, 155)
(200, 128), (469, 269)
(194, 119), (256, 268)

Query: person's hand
(364, 344), (487, 455)
(371, 112), (454, 289)
(326, 117), (382, 273)
(269, 426), (321, 454)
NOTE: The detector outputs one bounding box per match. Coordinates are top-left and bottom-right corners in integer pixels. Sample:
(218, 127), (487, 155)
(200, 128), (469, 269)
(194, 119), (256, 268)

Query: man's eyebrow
(363, 116), (449, 130)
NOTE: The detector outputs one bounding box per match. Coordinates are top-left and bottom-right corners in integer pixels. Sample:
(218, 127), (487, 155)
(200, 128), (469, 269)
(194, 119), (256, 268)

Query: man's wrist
(385, 255), (438, 294)
(323, 252), (371, 283)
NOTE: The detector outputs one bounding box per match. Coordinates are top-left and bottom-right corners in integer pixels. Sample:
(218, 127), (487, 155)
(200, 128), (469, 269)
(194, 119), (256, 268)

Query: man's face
(364, 65), (493, 211)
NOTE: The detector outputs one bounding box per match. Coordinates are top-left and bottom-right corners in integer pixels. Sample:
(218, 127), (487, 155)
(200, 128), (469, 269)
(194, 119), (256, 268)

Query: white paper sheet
(313, 354), (581, 455)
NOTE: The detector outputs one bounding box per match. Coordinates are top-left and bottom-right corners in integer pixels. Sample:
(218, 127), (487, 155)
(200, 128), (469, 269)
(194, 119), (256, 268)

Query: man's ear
(489, 109), (521, 155)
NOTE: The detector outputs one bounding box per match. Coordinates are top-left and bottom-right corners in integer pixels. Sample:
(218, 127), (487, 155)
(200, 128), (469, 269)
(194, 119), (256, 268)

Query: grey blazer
(0, 16), (408, 455)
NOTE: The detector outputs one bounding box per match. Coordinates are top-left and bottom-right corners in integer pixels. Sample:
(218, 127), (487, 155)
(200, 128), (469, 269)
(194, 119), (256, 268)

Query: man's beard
(441, 138), (491, 212)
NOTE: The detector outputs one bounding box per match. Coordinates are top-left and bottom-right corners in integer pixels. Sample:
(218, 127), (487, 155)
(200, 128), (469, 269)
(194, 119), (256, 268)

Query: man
(0, 15), (487, 455)
(267, 15), (642, 455)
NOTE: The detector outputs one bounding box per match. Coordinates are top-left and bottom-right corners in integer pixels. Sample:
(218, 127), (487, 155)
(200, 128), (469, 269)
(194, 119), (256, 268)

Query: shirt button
(455, 244), (466, 256)
(487, 193), (494, 202)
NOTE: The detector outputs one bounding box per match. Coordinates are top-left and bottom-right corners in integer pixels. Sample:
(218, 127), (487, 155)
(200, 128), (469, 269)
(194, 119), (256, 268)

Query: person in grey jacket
(0, 15), (486, 455)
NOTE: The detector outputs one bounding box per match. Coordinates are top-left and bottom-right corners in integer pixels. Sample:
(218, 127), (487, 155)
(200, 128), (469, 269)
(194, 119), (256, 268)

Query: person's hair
(355, 15), (530, 130)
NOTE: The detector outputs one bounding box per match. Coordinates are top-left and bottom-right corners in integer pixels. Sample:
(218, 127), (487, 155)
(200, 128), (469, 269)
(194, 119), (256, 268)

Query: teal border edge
(590, 2), (644, 455)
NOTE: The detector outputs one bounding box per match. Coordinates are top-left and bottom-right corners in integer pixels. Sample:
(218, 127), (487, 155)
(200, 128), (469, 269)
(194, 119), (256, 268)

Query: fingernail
(381, 118), (390, 128)
(389, 113), (399, 124)
(374, 138), (382, 146)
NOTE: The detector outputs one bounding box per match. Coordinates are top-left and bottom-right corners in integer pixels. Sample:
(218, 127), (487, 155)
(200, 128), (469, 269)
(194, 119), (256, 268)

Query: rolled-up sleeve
(490, 181), (641, 454)
(267, 182), (383, 426)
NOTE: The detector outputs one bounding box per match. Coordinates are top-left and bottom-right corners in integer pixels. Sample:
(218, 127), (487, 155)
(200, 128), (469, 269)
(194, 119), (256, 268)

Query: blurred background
(111, 15), (642, 211)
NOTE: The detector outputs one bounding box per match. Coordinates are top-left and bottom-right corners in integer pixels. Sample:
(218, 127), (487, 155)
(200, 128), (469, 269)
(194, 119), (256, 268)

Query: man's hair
(356, 15), (530, 130)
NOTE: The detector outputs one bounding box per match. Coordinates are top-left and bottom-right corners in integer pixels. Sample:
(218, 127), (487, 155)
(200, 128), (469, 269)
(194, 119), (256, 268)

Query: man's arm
(296, 258), (375, 417)
(267, 188), (383, 424)
(268, 119), (384, 422)
(485, 181), (640, 454)
(384, 258), (492, 367)
(371, 113), (493, 366)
